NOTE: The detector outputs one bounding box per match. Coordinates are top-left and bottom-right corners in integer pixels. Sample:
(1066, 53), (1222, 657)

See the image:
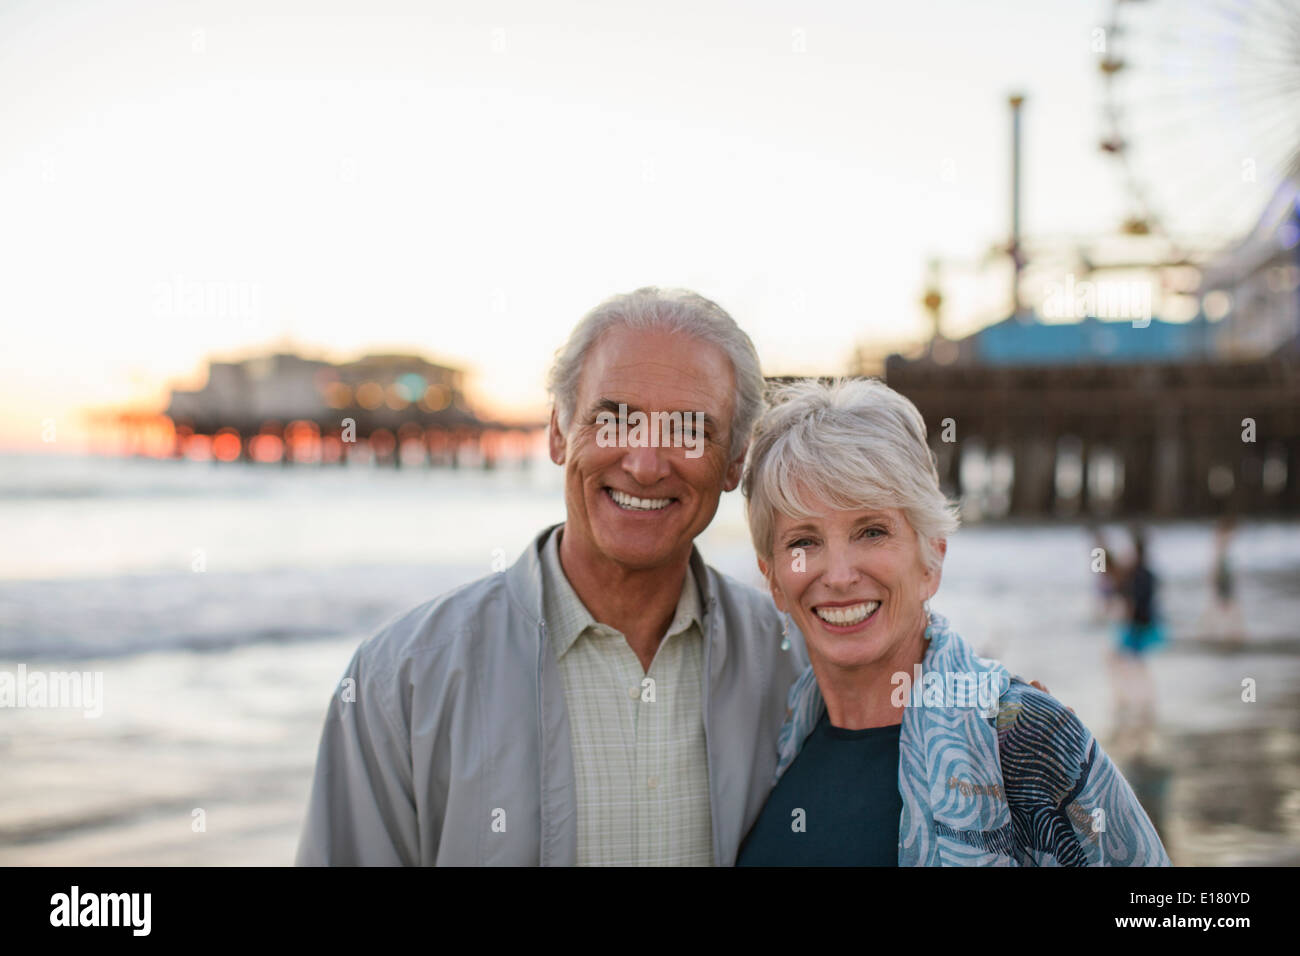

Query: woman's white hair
(742, 377), (959, 571)
(546, 287), (765, 461)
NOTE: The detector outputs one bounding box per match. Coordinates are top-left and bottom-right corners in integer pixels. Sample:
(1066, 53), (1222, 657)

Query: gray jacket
(295, 524), (807, 865)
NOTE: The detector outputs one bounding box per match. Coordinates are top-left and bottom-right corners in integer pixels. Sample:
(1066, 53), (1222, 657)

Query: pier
(882, 354), (1300, 518)
(153, 351), (543, 468)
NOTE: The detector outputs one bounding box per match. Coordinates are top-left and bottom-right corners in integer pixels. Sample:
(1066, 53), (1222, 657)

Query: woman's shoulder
(996, 678), (1080, 726)
(995, 680), (1098, 797)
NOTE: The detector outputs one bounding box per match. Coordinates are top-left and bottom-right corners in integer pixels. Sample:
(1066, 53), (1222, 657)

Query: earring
(780, 615), (791, 652)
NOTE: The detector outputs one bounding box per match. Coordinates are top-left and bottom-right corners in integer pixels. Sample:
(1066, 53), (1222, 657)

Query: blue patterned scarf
(774, 611), (1170, 866)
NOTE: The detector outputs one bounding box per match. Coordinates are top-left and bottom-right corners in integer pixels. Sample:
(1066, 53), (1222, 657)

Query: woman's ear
(923, 538), (947, 598)
(756, 556), (789, 614)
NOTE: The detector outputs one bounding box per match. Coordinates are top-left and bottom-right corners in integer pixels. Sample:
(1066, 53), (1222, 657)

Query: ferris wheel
(1098, 0), (1300, 253)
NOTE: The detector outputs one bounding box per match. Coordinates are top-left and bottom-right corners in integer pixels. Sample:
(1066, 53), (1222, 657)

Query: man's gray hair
(546, 287), (765, 461)
(742, 377), (959, 571)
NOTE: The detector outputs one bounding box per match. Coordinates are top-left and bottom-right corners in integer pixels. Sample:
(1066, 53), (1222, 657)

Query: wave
(0, 483), (270, 501)
(0, 562), (483, 661)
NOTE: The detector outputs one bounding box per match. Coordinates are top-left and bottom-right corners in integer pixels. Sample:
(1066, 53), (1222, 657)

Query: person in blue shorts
(1116, 527), (1165, 655)
(1110, 526), (1163, 751)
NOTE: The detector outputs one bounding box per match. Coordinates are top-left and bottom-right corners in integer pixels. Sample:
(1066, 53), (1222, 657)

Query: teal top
(736, 710), (901, 866)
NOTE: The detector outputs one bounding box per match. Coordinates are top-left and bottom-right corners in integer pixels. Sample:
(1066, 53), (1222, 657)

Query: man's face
(549, 325), (744, 573)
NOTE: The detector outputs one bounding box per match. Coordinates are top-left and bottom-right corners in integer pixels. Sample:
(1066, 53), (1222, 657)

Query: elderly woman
(735, 378), (1170, 866)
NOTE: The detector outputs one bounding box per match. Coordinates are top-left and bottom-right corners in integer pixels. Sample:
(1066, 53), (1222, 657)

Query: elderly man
(295, 287), (808, 865)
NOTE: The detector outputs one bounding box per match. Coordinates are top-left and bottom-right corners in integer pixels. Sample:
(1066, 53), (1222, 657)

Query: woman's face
(759, 497), (944, 674)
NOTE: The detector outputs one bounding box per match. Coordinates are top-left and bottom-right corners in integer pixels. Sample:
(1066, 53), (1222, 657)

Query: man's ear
(548, 408), (566, 465)
(756, 555), (788, 614)
(722, 441), (748, 492)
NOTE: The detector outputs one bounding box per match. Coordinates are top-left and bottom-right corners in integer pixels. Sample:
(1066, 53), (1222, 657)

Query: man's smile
(605, 486), (678, 513)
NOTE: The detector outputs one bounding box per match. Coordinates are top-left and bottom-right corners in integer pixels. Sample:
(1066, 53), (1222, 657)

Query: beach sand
(3, 455), (1296, 865)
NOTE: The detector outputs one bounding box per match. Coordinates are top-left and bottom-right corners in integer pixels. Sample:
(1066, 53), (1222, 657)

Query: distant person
(734, 379), (1169, 866)
(1118, 527), (1163, 654)
(1200, 516), (1245, 644)
(1109, 526), (1164, 753)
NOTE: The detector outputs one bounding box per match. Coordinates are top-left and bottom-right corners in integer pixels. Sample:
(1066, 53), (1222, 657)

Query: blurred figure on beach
(1199, 516), (1246, 645)
(1096, 526), (1165, 757)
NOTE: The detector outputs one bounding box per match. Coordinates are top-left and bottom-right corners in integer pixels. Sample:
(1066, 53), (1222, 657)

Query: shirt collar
(540, 524), (703, 660)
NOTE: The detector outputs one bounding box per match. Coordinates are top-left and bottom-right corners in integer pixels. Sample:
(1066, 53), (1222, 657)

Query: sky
(0, 0), (1210, 450)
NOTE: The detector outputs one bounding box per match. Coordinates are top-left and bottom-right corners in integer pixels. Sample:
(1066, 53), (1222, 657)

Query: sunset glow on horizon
(2, 0), (1163, 454)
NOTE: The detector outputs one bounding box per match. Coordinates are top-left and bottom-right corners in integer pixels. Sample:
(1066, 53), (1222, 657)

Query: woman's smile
(810, 599), (882, 632)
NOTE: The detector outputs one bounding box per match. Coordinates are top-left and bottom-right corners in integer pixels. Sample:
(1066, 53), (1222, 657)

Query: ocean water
(1, 452), (1297, 865)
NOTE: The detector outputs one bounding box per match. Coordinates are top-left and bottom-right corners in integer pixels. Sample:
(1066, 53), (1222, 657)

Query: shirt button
(628, 686), (641, 700)
(647, 775), (660, 789)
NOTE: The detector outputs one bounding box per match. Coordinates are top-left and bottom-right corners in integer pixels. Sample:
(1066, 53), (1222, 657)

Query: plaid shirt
(540, 526), (713, 866)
